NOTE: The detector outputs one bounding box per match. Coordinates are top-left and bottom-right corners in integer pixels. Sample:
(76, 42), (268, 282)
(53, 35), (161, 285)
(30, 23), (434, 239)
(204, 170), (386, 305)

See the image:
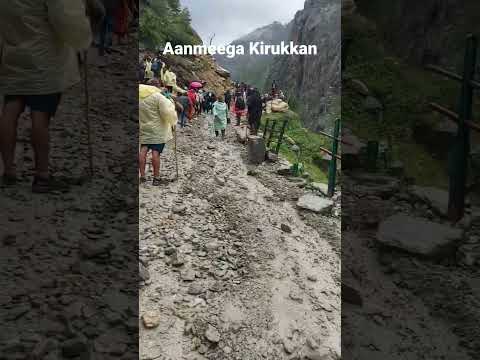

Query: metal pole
(448, 34), (476, 221)
(328, 118), (340, 197)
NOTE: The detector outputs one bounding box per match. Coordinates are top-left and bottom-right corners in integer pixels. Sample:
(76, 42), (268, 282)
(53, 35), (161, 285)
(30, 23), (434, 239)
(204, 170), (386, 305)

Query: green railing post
(263, 118), (270, 139)
(328, 118), (340, 197)
(449, 34), (477, 221)
(267, 120), (277, 148)
(275, 119), (289, 155)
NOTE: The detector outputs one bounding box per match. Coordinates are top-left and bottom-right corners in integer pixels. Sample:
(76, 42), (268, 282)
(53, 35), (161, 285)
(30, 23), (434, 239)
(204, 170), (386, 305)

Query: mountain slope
(215, 22), (291, 89)
(267, 0), (341, 132)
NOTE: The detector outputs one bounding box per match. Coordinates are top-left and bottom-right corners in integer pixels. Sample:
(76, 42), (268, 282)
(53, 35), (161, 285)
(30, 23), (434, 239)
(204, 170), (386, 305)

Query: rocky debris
(377, 215), (463, 258)
(297, 193), (334, 214)
(409, 186), (449, 217)
(307, 182), (329, 196)
(140, 114), (340, 359)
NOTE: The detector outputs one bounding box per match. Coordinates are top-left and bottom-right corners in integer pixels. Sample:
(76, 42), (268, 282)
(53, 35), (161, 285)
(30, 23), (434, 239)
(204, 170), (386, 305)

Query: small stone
(307, 273), (318, 282)
(173, 205), (187, 215)
(281, 224), (292, 233)
(205, 324), (220, 343)
(187, 283), (204, 295)
(181, 268), (196, 281)
(142, 312), (161, 329)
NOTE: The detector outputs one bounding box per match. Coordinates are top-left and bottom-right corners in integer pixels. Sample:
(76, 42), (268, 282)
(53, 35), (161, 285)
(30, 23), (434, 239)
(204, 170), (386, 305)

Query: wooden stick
(320, 147), (341, 160)
(317, 130), (353, 145)
(430, 102), (480, 132)
(83, 50), (94, 177)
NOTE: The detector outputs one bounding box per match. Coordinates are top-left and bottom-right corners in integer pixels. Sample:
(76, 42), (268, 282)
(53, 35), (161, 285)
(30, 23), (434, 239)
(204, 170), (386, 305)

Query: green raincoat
(213, 101), (228, 131)
(0, 0), (92, 95)
(139, 85), (178, 145)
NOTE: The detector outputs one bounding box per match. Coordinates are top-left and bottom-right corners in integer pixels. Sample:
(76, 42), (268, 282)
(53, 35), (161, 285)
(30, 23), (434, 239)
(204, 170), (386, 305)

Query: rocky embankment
(342, 170), (480, 359)
(139, 114), (341, 359)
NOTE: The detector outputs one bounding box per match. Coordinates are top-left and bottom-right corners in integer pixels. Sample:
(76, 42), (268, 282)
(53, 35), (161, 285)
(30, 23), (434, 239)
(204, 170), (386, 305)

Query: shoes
(152, 178), (162, 186)
(140, 177), (147, 184)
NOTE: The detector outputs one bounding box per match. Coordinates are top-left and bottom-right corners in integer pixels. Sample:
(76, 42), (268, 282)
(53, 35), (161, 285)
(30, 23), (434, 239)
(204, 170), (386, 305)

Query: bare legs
(1, 100), (52, 182)
(139, 146), (160, 179)
(31, 111), (50, 179)
(0, 98), (23, 177)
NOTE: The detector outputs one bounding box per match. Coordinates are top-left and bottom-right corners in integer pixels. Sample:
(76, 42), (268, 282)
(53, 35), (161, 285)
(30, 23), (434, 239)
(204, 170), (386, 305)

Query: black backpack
(236, 97), (245, 110)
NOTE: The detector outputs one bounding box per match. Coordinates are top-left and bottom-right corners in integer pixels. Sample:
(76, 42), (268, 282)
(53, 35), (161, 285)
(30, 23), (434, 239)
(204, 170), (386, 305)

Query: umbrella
(190, 81), (203, 89)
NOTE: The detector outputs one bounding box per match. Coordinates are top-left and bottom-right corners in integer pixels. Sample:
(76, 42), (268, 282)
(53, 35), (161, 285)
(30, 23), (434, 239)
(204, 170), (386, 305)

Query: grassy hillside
(139, 0), (201, 49)
(342, 14), (480, 188)
(260, 111), (332, 183)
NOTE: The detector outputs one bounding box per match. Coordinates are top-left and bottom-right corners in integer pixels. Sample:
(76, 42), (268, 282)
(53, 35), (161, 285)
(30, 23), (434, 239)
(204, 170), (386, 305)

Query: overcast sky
(180, 0), (306, 46)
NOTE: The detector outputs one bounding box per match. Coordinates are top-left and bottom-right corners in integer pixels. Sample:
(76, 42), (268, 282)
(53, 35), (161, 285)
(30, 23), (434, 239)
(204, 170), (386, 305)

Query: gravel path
(140, 114), (341, 360)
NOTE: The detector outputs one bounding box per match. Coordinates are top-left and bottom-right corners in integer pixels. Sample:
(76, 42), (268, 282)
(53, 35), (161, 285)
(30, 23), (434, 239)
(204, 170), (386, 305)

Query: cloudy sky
(180, 0), (306, 46)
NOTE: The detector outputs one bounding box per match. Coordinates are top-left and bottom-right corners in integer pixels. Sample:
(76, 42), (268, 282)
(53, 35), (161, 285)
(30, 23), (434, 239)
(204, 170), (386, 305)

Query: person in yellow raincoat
(139, 80), (178, 186)
(0, 0), (94, 193)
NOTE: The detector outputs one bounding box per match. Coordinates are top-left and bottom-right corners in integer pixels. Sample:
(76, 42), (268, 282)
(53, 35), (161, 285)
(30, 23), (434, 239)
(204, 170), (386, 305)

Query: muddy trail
(0, 39), (138, 359)
(139, 115), (341, 360)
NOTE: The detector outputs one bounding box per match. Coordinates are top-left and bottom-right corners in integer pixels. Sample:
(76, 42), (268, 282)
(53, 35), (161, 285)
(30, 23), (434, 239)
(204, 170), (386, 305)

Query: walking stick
(82, 50), (94, 178)
(174, 126), (179, 180)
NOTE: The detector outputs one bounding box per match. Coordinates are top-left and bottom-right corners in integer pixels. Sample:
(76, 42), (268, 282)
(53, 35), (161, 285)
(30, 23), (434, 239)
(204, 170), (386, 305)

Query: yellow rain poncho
(139, 85), (178, 145)
(161, 67), (186, 94)
(0, 0), (92, 95)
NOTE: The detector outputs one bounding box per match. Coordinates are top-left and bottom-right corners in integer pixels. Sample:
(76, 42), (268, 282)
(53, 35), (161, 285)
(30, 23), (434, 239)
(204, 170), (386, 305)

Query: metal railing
(425, 34), (478, 221)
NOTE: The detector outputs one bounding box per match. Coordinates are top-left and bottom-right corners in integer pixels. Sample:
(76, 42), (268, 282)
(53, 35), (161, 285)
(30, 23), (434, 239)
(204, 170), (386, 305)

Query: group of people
(96, 0), (137, 56)
(137, 61), (289, 185)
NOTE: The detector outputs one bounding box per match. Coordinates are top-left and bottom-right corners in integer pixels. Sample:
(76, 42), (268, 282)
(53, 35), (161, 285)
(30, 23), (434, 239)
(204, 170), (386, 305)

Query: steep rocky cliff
(353, 0), (480, 68)
(267, 0), (341, 132)
(215, 22), (291, 89)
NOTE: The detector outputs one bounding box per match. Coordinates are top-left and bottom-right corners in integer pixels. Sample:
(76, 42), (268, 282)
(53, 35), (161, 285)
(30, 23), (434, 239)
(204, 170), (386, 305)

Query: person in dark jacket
(176, 94), (191, 128)
(247, 89), (263, 135)
(224, 90), (232, 111)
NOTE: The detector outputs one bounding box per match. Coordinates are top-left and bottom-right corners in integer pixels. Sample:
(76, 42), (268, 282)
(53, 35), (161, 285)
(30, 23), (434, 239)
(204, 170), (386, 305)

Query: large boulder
(376, 214), (464, 258)
(409, 186), (449, 216)
(297, 193), (334, 214)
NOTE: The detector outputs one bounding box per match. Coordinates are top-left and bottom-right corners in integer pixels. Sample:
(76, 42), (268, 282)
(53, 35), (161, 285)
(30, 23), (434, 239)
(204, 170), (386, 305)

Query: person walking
(176, 94), (190, 128)
(234, 92), (246, 126)
(113, 0), (130, 45)
(139, 81), (178, 186)
(0, 0), (94, 192)
(212, 96), (228, 140)
(224, 90), (232, 111)
(99, 0), (117, 56)
(247, 89), (263, 135)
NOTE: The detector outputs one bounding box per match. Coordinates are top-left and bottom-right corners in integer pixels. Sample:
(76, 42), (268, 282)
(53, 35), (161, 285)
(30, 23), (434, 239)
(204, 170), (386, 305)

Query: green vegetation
(342, 14), (480, 188)
(260, 111), (332, 183)
(139, 0), (201, 49)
